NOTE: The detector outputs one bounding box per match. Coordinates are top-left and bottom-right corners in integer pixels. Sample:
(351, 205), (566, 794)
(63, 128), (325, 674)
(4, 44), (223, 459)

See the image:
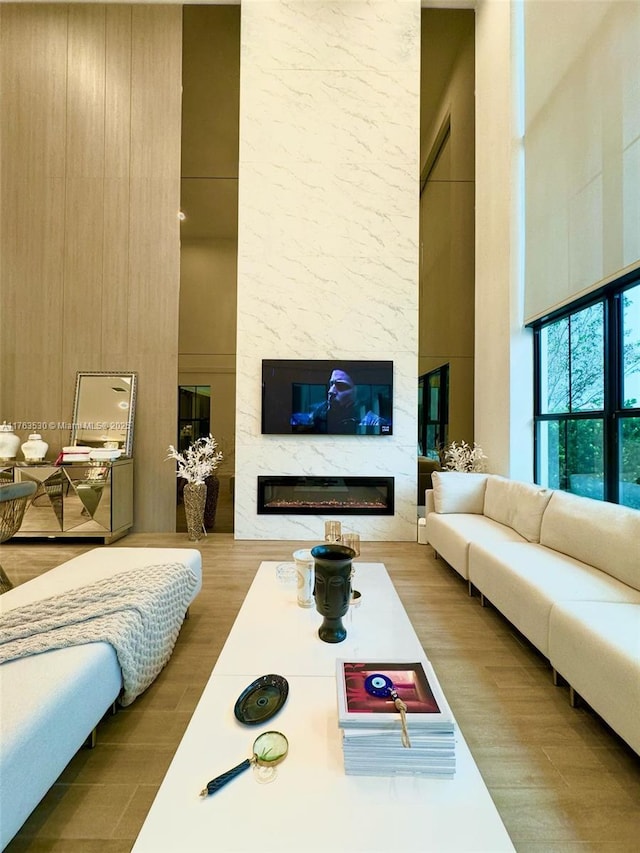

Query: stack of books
(59, 445), (92, 463)
(335, 658), (457, 778)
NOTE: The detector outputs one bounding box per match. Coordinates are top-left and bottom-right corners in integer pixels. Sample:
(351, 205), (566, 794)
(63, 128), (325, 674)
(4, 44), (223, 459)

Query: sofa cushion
(0, 547), (203, 612)
(548, 601), (640, 756)
(426, 512), (526, 580)
(469, 541), (640, 657)
(432, 471), (488, 514)
(540, 490), (640, 591)
(483, 475), (553, 543)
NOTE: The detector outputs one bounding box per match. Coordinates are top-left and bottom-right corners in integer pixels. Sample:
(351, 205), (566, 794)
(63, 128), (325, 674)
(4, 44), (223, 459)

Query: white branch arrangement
(166, 434), (223, 485)
(442, 440), (487, 473)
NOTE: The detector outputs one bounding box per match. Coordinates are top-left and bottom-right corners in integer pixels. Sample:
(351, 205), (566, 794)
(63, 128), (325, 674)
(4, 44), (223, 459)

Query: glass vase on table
(341, 532), (362, 618)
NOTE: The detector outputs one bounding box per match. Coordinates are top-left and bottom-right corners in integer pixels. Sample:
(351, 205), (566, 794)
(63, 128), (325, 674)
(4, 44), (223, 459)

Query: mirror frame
(70, 371), (138, 457)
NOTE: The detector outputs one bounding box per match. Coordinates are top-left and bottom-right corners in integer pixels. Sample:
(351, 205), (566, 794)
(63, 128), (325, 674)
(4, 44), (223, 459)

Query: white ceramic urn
(0, 422), (21, 461)
(21, 433), (48, 462)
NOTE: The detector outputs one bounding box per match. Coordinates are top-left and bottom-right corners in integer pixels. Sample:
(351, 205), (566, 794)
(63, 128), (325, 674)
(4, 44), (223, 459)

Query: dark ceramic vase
(311, 543), (355, 643)
(204, 474), (220, 530)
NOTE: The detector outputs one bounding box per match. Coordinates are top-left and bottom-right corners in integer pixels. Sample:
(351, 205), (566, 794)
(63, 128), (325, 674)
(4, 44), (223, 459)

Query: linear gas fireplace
(257, 476), (394, 515)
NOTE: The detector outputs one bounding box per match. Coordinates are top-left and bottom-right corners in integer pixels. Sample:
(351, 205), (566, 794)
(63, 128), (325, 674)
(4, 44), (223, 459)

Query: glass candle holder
(324, 520), (342, 543)
(341, 532), (360, 557)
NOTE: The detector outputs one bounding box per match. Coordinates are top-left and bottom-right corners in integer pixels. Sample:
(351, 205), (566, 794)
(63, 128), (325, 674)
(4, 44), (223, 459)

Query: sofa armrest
(418, 457), (441, 502)
(425, 490), (435, 513)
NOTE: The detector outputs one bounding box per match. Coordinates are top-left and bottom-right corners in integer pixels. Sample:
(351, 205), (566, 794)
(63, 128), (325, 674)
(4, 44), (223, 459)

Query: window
(533, 277), (640, 508)
(418, 365), (449, 459)
(178, 386), (211, 452)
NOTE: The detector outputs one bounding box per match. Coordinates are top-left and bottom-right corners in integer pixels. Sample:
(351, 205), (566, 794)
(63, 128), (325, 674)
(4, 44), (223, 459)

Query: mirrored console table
(0, 459), (133, 544)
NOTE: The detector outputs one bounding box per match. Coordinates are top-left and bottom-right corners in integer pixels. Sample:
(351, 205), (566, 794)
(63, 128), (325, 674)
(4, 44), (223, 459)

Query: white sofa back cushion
(540, 490), (640, 591)
(432, 471), (488, 514)
(483, 475), (553, 543)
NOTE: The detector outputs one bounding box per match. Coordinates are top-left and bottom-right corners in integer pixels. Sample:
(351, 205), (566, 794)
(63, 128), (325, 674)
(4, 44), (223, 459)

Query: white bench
(0, 547), (202, 851)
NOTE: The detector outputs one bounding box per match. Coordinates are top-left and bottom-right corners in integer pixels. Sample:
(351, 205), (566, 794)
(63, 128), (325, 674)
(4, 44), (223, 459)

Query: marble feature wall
(235, 0), (420, 540)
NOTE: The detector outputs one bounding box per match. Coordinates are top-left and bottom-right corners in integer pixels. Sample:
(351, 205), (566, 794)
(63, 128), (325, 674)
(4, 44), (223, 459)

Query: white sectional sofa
(0, 546), (202, 851)
(425, 471), (640, 756)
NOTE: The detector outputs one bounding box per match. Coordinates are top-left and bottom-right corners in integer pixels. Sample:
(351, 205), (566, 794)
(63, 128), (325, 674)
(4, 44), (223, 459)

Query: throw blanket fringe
(0, 562), (198, 706)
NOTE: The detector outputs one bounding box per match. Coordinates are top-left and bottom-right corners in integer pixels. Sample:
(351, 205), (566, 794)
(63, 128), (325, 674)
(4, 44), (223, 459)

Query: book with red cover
(335, 658), (455, 731)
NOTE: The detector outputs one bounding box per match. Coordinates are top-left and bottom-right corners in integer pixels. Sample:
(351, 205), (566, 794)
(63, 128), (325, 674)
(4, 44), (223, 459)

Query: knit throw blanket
(0, 562), (199, 706)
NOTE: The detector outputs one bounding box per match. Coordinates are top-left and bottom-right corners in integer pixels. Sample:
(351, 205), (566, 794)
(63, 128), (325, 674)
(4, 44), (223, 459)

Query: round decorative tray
(233, 674), (289, 726)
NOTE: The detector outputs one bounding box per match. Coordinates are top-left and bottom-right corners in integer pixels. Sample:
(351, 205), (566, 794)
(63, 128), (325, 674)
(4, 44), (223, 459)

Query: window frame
(418, 364), (449, 460)
(531, 270), (640, 506)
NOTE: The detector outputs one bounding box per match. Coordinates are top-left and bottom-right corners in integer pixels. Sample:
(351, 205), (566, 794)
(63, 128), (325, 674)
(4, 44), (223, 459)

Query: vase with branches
(167, 434), (223, 540)
(439, 440), (487, 473)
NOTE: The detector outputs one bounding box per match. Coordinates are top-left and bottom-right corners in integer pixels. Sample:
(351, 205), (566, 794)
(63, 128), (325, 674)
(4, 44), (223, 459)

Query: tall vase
(204, 474), (220, 530)
(183, 481), (206, 541)
(311, 543), (355, 643)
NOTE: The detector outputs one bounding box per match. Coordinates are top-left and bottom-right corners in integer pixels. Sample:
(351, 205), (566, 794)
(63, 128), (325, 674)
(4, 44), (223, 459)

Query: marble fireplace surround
(234, 0), (419, 541)
(257, 476), (394, 516)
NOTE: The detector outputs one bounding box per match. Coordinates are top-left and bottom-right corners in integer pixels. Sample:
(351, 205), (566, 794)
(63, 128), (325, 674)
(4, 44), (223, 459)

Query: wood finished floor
(1, 534), (639, 853)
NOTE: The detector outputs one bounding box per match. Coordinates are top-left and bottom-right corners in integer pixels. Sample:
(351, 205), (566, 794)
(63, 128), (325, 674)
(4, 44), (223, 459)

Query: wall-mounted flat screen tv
(262, 359), (393, 436)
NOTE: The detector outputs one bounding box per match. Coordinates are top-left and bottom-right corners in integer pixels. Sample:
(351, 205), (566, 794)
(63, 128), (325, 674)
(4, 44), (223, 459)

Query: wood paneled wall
(0, 3), (183, 532)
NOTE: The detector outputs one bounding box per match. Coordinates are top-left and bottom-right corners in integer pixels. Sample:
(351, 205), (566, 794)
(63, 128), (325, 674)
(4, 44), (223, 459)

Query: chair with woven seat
(0, 481), (37, 592)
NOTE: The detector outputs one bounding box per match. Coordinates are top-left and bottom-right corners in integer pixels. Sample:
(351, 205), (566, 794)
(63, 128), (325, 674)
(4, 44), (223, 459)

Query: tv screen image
(262, 359), (393, 436)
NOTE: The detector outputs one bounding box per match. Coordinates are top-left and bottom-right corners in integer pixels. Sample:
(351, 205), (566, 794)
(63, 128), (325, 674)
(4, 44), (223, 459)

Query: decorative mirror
(70, 372), (137, 457)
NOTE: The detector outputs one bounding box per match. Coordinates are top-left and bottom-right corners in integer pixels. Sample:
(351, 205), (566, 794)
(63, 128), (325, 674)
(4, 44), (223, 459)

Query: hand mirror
(199, 731), (289, 797)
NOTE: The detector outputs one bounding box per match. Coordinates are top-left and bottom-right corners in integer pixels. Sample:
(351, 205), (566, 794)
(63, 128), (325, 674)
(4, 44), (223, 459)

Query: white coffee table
(132, 561), (515, 853)
(214, 561), (427, 676)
